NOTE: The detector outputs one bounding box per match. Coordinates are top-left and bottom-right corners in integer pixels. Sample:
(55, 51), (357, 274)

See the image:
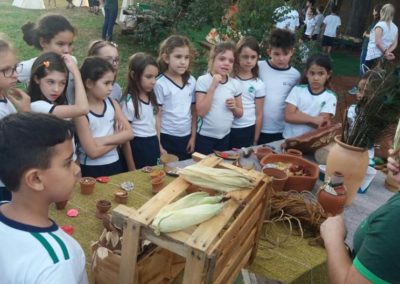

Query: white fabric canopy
(12, 0), (45, 9)
(73, 0), (89, 7)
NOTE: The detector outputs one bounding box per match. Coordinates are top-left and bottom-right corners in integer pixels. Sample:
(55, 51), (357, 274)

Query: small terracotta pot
(96, 200), (112, 219)
(149, 170), (166, 181)
(256, 146), (274, 161)
(160, 153), (179, 172)
(114, 190), (128, 204)
(286, 149), (303, 156)
(262, 168), (288, 191)
(80, 177), (96, 195)
(151, 178), (165, 194)
(317, 188), (347, 216)
(55, 200), (68, 210)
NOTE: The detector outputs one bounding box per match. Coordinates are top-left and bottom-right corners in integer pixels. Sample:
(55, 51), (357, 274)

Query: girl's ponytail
(21, 22), (39, 48)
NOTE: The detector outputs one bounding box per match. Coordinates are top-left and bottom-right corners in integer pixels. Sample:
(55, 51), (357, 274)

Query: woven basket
(260, 154), (319, 192)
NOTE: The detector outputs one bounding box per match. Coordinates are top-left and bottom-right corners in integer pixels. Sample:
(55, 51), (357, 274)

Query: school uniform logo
(248, 86), (256, 94)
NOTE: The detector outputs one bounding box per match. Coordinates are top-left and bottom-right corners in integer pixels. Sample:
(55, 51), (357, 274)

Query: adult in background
(100, 0), (118, 41)
(348, 4), (382, 95)
(320, 148), (400, 283)
(365, 3), (398, 69)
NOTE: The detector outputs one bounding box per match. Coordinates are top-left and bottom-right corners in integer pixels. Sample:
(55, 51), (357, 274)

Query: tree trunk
(343, 0), (372, 37)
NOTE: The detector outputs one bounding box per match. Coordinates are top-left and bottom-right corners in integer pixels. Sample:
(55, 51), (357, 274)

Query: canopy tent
(72, 0), (89, 7)
(12, 0), (45, 9)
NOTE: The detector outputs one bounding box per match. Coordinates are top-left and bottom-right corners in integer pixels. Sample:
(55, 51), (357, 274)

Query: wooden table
(49, 144), (395, 283)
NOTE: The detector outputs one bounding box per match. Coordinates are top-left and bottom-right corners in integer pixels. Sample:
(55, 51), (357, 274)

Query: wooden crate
(112, 152), (270, 284)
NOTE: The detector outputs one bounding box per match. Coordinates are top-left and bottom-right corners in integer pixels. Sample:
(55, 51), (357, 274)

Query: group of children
(0, 10), (374, 283)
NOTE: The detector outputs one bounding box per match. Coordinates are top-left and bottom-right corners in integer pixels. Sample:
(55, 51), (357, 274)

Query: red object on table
(60, 225), (74, 235)
(67, 208), (79, 217)
(96, 176), (110, 183)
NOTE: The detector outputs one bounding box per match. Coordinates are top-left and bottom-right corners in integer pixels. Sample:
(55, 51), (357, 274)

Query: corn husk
(178, 164), (254, 192)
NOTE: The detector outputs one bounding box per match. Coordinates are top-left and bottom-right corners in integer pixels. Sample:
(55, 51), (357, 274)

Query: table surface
(49, 141), (395, 283)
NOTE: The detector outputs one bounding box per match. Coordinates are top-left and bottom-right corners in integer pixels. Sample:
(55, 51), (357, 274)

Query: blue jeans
(102, 7), (118, 41)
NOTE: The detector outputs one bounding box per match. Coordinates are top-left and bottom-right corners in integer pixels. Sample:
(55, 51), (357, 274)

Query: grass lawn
(0, 0), (359, 92)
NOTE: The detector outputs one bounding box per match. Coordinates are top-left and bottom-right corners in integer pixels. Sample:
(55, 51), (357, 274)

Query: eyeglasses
(0, 64), (22, 78)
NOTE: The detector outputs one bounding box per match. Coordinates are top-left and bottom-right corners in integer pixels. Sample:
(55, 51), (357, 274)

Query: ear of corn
(151, 192), (226, 235)
(178, 164), (255, 192)
(152, 203), (225, 235)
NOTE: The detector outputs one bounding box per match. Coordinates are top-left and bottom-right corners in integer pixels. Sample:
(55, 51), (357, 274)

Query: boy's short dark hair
(267, 28), (296, 52)
(0, 113), (75, 192)
(331, 6), (339, 14)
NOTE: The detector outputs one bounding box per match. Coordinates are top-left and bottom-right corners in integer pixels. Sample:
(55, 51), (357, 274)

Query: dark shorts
(258, 132), (283, 145)
(322, 35), (335, 47)
(161, 133), (192, 161)
(365, 58), (381, 70)
(130, 136), (161, 169)
(195, 133), (230, 155)
(80, 159), (123, 178)
(0, 186), (11, 202)
(230, 125), (255, 149)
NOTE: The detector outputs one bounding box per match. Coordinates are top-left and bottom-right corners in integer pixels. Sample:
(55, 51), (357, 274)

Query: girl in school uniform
(28, 52), (88, 118)
(19, 14), (77, 104)
(283, 54), (337, 139)
(195, 41), (243, 155)
(120, 53), (160, 169)
(74, 57), (133, 177)
(0, 36), (30, 201)
(155, 35), (197, 161)
(231, 36), (265, 148)
(87, 40), (123, 101)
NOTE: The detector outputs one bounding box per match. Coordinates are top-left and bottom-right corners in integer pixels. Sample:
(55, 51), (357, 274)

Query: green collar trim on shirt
(353, 256), (390, 284)
(31, 232), (60, 264)
(49, 232), (70, 260)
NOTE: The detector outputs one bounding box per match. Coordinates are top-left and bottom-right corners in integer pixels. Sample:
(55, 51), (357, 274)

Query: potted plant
(326, 64), (400, 204)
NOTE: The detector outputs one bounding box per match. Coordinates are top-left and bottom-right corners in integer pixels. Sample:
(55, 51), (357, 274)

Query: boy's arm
(284, 103), (328, 128)
(254, 97), (264, 145)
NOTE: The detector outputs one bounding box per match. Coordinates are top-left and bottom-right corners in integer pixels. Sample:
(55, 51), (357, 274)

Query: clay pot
(151, 178), (165, 194)
(262, 168), (288, 192)
(255, 146), (274, 161)
(317, 188), (347, 216)
(80, 177), (96, 195)
(160, 153), (179, 172)
(96, 200), (112, 219)
(384, 171), (400, 192)
(149, 170), (166, 181)
(114, 190), (128, 204)
(326, 136), (369, 205)
(286, 149), (303, 156)
(55, 200), (68, 210)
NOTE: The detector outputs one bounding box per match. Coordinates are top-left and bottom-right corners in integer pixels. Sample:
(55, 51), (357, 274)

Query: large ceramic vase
(325, 136), (369, 205)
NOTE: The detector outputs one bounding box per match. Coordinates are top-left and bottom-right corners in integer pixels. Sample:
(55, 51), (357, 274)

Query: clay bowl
(114, 190), (128, 204)
(149, 170), (166, 181)
(96, 200), (112, 219)
(262, 168), (288, 192)
(255, 146), (274, 161)
(80, 177), (96, 195)
(55, 200), (68, 210)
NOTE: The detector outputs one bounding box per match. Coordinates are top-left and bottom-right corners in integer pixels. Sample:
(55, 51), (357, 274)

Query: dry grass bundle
(261, 190), (327, 249)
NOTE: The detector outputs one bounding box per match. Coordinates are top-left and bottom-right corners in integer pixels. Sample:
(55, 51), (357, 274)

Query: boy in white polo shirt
(258, 29), (300, 144)
(322, 6), (341, 56)
(0, 113), (88, 284)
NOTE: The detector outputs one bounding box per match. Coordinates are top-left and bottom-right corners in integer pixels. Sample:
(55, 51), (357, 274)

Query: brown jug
(317, 171), (347, 216)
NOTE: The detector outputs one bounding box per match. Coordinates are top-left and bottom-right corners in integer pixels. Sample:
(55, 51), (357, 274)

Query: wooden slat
(118, 219), (141, 284)
(111, 205), (139, 230)
(141, 226), (188, 258)
(182, 248), (207, 284)
(224, 250), (253, 284)
(209, 181), (266, 254)
(214, 227), (256, 284)
(184, 197), (240, 251)
(215, 203), (262, 272)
